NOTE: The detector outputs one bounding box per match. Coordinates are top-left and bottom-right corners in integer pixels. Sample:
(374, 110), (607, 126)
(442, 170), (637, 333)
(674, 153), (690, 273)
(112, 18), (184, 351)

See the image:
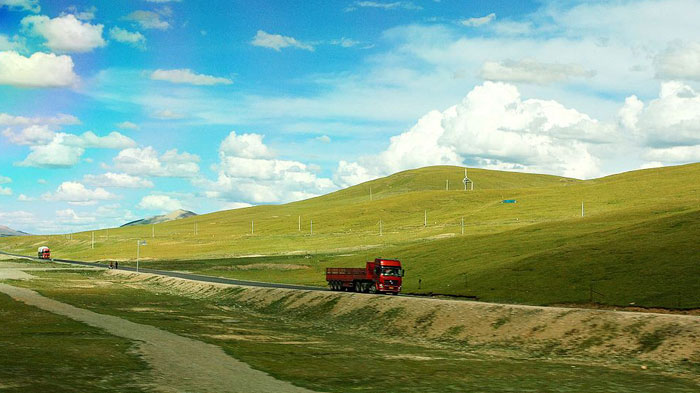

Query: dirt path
(0, 283), (317, 393)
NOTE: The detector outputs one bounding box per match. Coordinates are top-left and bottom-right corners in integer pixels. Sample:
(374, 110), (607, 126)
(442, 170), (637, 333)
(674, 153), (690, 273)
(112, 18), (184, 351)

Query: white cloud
(14, 131), (135, 168)
(626, 81), (700, 147)
(137, 195), (182, 212)
(152, 109), (185, 119)
(109, 27), (146, 49)
(43, 181), (116, 204)
(0, 186), (11, 196)
(150, 69), (232, 85)
(22, 14), (105, 53)
(63, 5), (96, 21)
(220, 131), (272, 158)
(17, 134), (85, 168)
(56, 208), (96, 224)
(461, 13), (496, 27)
(0, 175), (10, 184)
(2, 124), (54, 145)
(0, 51), (78, 87)
(112, 146), (200, 178)
(315, 135), (331, 143)
(0, 0), (39, 13)
(17, 194), (35, 201)
(480, 58), (596, 85)
(644, 145), (700, 163)
(330, 38), (361, 48)
(345, 1), (421, 11)
(0, 112), (79, 126)
(125, 10), (170, 30)
(335, 82), (608, 185)
(83, 172), (154, 188)
(197, 131), (337, 204)
(251, 30), (314, 51)
(0, 34), (25, 51)
(655, 41), (700, 81)
(116, 121), (139, 130)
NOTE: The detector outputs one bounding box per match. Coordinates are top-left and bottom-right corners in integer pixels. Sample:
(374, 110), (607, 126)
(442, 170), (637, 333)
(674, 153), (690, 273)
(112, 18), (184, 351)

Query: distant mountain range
(121, 209), (197, 227)
(0, 225), (31, 237)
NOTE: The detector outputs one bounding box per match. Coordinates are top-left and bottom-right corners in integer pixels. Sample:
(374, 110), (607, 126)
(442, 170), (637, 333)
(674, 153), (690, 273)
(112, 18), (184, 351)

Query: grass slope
(1, 163), (698, 308)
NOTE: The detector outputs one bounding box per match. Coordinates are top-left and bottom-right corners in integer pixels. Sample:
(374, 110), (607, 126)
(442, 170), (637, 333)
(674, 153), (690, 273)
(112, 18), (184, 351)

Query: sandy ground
(0, 280), (317, 392)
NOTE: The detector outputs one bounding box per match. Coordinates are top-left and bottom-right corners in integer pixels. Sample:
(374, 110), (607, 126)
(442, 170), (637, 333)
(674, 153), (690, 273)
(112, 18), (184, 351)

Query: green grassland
(1, 164), (699, 308)
(0, 288), (150, 392)
(9, 268), (699, 393)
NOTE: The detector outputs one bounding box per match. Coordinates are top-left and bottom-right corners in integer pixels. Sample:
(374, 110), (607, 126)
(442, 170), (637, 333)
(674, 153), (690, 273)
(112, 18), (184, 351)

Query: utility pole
(461, 217), (464, 235)
(251, 220), (254, 235)
(310, 219), (313, 235)
(424, 210), (427, 227)
(582, 201), (585, 217)
(298, 215), (301, 231)
(136, 240), (146, 272)
(91, 231), (94, 249)
(379, 219), (383, 236)
(152, 224), (155, 238)
(446, 179), (449, 190)
(106, 228), (109, 241)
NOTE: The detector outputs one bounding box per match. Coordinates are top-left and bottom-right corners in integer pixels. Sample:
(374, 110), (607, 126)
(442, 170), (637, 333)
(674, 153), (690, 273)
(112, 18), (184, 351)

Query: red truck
(326, 258), (404, 294)
(37, 246), (51, 259)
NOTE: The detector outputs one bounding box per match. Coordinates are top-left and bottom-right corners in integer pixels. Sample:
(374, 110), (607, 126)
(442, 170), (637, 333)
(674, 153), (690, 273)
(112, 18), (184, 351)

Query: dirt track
(0, 282), (317, 393)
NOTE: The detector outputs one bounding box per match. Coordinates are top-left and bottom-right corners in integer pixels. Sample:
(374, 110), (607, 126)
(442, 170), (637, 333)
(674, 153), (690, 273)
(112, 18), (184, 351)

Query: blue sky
(1, 0), (699, 234)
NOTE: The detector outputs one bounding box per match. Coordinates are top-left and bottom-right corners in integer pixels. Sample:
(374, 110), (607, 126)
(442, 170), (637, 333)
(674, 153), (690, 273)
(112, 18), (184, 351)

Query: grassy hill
(1, 164), (698, 308)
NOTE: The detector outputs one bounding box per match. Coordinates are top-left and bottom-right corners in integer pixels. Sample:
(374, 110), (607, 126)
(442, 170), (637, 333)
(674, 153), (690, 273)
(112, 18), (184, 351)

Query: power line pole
(379, 219), (383, 236)
(298, 215), (301, 231)
(424, 210), (427, 227)
(461, 217), (464, 235)
(310, 219), (313, 235)
(91, 231), (94, 249)
(446, 179), (449, 190)
(152, 224), (155, 238)
(581, 201), (585, 217)
(251, 220), (254, 235)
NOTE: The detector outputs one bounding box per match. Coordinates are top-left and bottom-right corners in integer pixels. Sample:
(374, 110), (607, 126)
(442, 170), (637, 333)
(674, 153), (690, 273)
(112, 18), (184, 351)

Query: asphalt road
(0, 250), (328, 292)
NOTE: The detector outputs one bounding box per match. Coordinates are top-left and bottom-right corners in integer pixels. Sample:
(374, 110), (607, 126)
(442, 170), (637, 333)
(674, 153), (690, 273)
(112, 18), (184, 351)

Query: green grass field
(2, 163), (699, 308)
(7, 268), (698, 393)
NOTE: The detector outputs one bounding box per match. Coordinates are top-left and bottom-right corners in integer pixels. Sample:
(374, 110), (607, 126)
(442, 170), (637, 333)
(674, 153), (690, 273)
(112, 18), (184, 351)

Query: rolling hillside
(1, 163), (698, 308)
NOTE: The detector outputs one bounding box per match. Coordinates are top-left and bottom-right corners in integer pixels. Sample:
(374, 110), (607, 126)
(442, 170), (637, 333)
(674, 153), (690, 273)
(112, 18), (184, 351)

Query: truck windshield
(381, 267), (402, 276)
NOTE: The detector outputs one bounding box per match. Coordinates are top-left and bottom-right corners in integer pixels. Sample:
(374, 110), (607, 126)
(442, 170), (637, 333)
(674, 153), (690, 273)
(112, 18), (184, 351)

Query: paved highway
(0, 250), (328, 292)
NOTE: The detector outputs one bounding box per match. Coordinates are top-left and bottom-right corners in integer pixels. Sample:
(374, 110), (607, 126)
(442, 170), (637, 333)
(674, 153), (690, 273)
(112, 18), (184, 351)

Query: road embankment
(109, 269), (700, 365)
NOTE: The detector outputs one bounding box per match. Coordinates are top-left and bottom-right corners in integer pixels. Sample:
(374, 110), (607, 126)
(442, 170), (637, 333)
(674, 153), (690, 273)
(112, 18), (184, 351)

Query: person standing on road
(109, 262), (113, 269)
(115, 261), (118, 269)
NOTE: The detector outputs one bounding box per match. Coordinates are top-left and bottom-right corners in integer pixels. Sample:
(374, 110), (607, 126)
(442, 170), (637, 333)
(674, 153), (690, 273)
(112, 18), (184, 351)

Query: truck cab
(37, 246), (51, 260)
(368, 258), (404, 294)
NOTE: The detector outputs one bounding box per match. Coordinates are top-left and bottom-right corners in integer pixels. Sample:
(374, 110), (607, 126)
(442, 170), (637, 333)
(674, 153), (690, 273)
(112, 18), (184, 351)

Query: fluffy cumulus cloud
(335, 82), (610, 185)
(198, 131), (336, 204)
(150, 69), (232, 86)
(0, 112), (79, 127)
(109, 27), (146, 49)
(655, 41), (700, 81)
(125, 10), (170, 30)
(43, 181), (115, 205)
(0, 0), (39, 12)
(0, 51), (78, 87)
(0, 186), (11, 196)
(21, 14), (105, 53)
(461, 13), (496, 27)
(83, 172), (154, 188)
(251, 30), (314, 51)
(0, 175), (10, 184)
(480, 59), (596, 85)
(112, 146), (200, 177)
(14, 131), (135, 168)
(55, 208), (96, 224)
(137, 194), (182, 212)
(2, 124), (54, 145)
(619, 81), (700, 165)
